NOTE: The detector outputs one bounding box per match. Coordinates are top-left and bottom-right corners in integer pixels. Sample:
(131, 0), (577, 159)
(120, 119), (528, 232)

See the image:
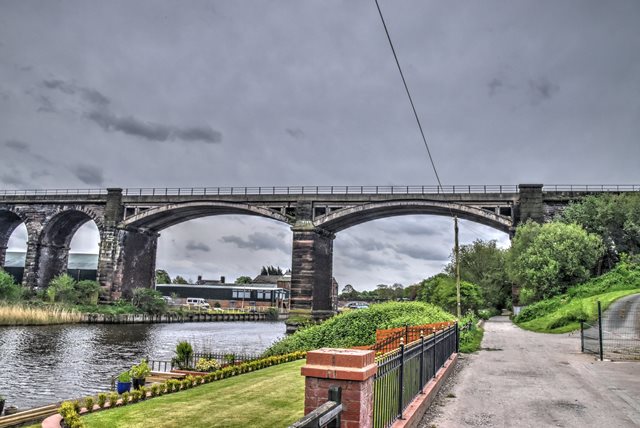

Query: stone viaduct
(1, 184), (638, 319)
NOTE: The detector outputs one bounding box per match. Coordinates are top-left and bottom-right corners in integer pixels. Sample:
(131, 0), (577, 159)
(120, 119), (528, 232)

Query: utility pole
(454, 216), (461, 318)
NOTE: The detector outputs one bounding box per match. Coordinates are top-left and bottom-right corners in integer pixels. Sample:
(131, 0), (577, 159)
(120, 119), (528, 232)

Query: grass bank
(0, 304), (82, 325)
(517, 289), (640, 333)
(514, 260), (640, 333)
(82, 360), (305, 428)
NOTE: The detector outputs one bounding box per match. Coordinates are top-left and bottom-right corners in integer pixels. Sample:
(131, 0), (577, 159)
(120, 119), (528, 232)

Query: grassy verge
(459, 327), (484, 353)
(82, 360), (305, 428)
(517, 289), (640, 333)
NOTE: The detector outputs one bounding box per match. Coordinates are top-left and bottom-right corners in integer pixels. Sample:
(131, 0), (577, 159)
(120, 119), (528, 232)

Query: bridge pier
(290, 224), (337, 320)
(36, 244), (71, 289)
(109, 228), (158, 299)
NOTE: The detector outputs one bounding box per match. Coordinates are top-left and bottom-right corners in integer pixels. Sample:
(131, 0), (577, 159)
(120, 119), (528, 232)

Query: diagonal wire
(374, 0), (444, 190)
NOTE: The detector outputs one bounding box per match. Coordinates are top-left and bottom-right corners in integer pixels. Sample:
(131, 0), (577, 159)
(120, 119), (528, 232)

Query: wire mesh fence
(580, 296), (640, 361)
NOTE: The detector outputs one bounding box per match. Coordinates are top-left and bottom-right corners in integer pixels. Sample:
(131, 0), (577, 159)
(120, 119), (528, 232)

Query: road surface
(420, 316), (640, 427)
(601, 293), (640, 359)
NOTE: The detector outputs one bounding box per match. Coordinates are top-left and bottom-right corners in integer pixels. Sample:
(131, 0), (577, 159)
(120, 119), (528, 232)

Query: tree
(418, 274), (482, 315)
(235, 276), (253, 284)
(560, 193), (640, 270)
(155, 269), (171, 284)
(260, 266), (283, 276)
(507, 221), (604, 303)
(445, 239), (511, 310)
(173, 275), (188, 285)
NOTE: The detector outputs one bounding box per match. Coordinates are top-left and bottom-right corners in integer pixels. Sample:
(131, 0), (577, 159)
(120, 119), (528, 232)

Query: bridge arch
(36, 208), (104, 288)
(0, 208), (28, 268)
(313, 200), (512, 233)
(120, 201), (291, 232)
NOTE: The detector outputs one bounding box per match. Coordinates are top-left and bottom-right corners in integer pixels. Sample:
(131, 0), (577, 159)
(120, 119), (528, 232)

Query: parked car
(185, 297), (210, 309)
(345, 302), (369, 309)
(161, 296), (178, 306)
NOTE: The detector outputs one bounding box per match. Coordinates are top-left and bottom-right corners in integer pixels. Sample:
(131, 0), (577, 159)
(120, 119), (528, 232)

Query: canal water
(0, 321), (286, 411)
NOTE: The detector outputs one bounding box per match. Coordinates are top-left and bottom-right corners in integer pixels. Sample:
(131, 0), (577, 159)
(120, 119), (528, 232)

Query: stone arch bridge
(1, 184), (637, 319)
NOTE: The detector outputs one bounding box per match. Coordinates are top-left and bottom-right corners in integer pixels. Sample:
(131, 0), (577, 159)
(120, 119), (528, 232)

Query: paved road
(420, 317), (640, 428)
(602, 293), (640, 359)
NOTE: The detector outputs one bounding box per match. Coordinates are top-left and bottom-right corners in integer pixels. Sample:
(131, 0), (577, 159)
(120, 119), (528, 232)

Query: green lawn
(517, 289), (640, 333)
(82, 360), (306, 428)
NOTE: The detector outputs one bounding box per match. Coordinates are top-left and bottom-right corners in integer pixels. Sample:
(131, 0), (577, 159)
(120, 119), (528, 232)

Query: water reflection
(0, 321), (285, 410)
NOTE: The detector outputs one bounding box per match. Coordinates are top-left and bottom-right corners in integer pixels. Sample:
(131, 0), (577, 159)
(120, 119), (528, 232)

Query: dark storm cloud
(5, 139), (30, 152)
(70, 164), (104, 186)
(393, 243), (448, 261)
(220, 232), (289, 253)
(185, 241), (211, 252)
(42, 78), (221, 144)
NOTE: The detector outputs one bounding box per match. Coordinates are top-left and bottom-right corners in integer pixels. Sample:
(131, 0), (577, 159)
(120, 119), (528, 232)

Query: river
(0, 321), (286, 411)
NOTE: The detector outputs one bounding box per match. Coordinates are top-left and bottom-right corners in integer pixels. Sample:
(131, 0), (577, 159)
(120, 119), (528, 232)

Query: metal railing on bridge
(2, 184), (640, 198)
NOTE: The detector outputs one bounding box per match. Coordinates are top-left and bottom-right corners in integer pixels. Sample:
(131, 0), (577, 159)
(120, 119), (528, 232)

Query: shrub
(75, 280), (101, 305)
(138, 386), (148, 400)
(150, 384), (160, 397)
(173, 341), (194, 369)
(194, 357), (221, 372)
(108, 392), (118, 407)
(121, 391), (130, 405)
(264, 301), (453, 356)
(59, 401), (76, 419)
(72, 400), (81, 414)
(47, 274), (77, 304)
(84, 396), (95, 412)
(130, 390), (141, 402)
(97, 393), (107, 408)
(131, 288), (168, 315)
(0, 269), (23, 302)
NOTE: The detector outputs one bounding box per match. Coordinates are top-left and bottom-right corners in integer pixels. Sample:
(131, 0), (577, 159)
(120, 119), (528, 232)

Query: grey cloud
(86, 110), (222, 143)
(353, 237), (388, 251)
(285, 128), (305, 139)
(5, 139), (30, 152)
(529, 77), (559, 103)
(488, 78), (504, 96)
(0, 170), (26, 187)
(220, 232), (289, 253)
(42, 78), (220, 143)
(185, 241), (211, 252)
(393, 243), (448, 261)
(71, 164), (104, 186)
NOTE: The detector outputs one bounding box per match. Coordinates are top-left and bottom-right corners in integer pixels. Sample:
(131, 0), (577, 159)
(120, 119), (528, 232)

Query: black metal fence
(373, 323), (458, 428)
(581, 297), (640, 361)
(289, 386), (342, 428)
(148, 351), (261, 372)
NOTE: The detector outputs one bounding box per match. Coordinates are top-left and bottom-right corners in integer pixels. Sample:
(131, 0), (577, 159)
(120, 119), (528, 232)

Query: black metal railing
(373, 323), (458, 428)
(147, 351), (261, 372)
(289, 386), (342, 428)
(543, 184), (640, 192)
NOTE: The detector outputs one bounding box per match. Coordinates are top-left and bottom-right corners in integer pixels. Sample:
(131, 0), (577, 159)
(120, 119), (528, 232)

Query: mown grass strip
(82, 360), (305, 428)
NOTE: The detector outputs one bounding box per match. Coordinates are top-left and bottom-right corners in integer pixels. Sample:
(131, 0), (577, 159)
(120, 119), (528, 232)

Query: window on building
(232, 290), (251, 299)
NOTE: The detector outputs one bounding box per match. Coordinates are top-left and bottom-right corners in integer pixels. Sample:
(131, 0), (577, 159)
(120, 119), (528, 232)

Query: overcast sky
(2, 1), (639, 290)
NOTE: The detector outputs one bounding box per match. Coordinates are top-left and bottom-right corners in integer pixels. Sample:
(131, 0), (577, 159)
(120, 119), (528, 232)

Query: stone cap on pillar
(301, 348), (377, 381)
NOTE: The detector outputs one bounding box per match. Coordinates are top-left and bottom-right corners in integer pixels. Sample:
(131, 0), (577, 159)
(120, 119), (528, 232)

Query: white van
(185, 297), (210, 309)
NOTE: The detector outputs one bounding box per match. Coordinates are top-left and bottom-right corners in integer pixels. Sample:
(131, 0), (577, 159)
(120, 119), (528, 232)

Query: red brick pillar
(301, 348), (377, 428)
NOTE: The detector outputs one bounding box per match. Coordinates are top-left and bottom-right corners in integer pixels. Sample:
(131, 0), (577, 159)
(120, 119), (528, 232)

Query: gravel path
(419, 316), (640, 428)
